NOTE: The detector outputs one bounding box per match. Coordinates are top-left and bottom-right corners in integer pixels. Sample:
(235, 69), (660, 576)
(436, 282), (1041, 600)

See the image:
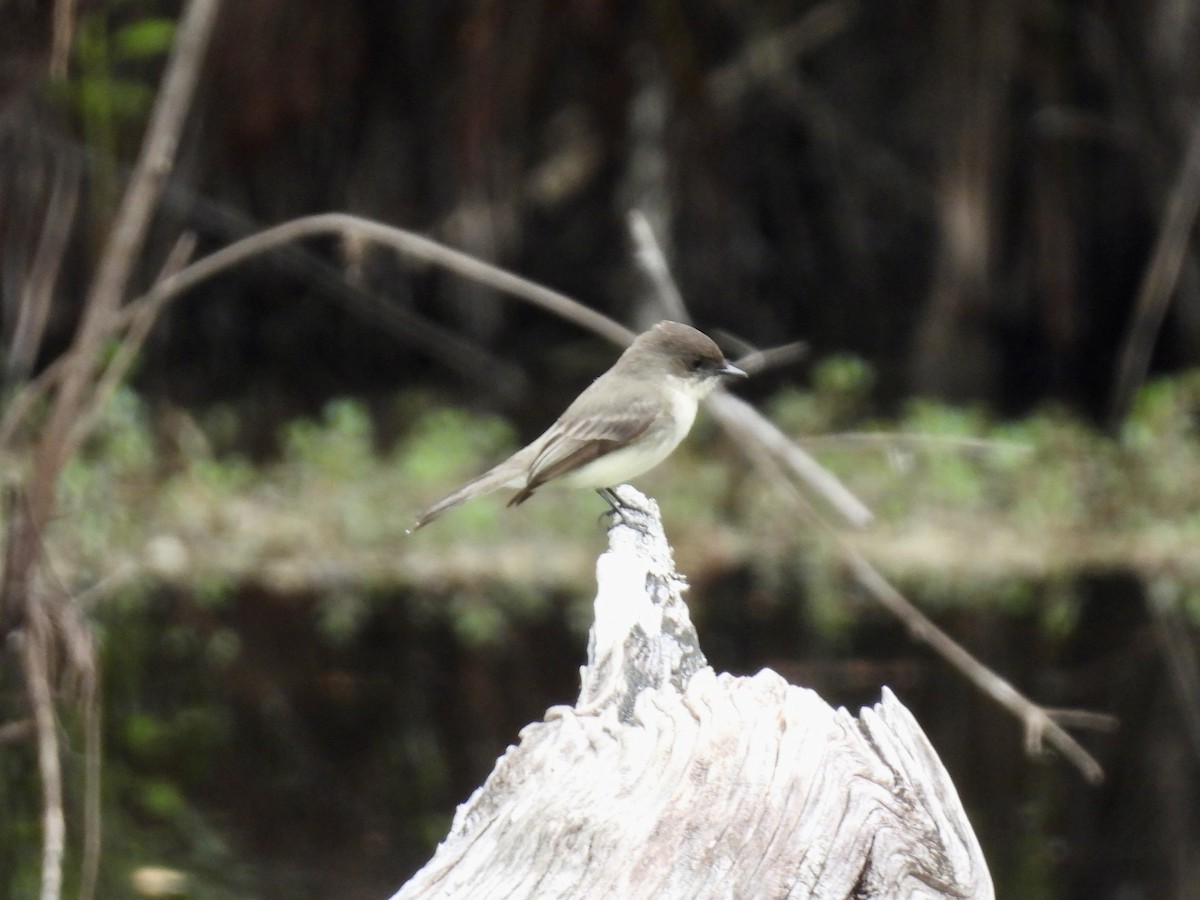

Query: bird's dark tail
(409, 465), (521, 531)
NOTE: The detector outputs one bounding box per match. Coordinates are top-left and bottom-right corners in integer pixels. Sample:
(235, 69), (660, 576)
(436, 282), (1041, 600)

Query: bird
(410, 321), (746, 530)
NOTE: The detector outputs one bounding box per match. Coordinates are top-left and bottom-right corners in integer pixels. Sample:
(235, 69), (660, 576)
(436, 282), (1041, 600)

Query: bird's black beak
(720, 361), (748, 379)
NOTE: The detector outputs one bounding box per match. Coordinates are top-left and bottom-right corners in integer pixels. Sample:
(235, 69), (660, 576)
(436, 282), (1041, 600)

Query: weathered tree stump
(391, 487), (993, 899)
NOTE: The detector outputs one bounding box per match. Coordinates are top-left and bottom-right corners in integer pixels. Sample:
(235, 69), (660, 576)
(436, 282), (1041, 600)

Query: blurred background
(3, 0), (1200, 897)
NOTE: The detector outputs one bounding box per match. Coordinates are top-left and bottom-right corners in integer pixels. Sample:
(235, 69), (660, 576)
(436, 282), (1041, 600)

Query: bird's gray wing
(508, 394), (663, 506)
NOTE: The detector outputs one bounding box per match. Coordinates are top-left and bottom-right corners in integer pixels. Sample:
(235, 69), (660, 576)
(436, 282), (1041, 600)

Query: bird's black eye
(687, 357), (706, 372)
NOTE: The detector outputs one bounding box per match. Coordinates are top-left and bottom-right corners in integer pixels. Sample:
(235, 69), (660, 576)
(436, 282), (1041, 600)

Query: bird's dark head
(624, 321), (746, 397)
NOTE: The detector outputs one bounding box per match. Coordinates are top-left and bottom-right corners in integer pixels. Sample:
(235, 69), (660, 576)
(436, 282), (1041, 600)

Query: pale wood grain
(391, 487), (992, 900)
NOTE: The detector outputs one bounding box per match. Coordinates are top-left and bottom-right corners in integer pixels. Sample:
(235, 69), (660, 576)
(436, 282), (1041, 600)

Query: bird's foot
(596, 487), (652, 533)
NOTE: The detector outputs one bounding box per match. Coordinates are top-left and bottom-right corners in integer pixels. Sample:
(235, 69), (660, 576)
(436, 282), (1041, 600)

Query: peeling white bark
(391, 486), (993, 900)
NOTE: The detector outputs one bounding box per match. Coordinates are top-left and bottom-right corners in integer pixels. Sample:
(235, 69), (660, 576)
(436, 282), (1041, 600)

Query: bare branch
(187, 196), (531, 391)
(117, 214), (636, 349)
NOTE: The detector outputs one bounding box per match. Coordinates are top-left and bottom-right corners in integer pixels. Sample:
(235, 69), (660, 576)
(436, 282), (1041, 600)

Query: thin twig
(185, 192), (530, 391)
(627, 210), (689, 322)
(67, 233), (197, 460)
(1109, 112), (1200, 430)
(24, 571), (104, 900)
(738, 426), (1106, 783)
(0, 355), (67, 450)
(802, 431), (1033, 455)
(1042, 709), (1119, 733)
(50, 0), (78, 80)
(844, 551), (1105, 783)
(629, 210), (811, 374)
(0, 718), (35, 746)
(78, 658), (101, 900)
(707, 0), (858, 106)
(706, 392), (874, 527)
(725, 339), (809, 376)
(1150, 599), (1200, 765)
(23, 603), (66, 900)
(625, 207), (873, 528)
(6, 152), (81, 389)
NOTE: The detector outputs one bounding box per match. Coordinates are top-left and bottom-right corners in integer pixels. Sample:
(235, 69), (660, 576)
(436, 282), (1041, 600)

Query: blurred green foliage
(282, 399), (375, 478)
(54, 0), (176, 231)
(35, 364), (1200, 612)
(396, 404), (516, 484)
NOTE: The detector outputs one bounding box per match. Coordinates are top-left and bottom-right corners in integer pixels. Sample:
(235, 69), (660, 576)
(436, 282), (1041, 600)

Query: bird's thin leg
(597, 487), (623, 514)
(596, 487), (648, 532)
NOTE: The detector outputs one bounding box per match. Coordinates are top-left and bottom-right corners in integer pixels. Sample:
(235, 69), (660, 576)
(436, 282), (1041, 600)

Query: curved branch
(120, 213), (636, 348)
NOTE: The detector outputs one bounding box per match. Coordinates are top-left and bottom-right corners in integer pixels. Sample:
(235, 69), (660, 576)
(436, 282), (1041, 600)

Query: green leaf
(113, 18), (176, 60)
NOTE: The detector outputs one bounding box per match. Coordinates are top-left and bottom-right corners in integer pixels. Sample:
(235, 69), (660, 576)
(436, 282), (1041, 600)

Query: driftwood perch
(391, 486), (993, 899)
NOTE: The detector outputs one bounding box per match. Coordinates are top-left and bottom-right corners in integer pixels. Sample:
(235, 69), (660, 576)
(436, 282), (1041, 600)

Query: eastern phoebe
(411, 321), (746, 530)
